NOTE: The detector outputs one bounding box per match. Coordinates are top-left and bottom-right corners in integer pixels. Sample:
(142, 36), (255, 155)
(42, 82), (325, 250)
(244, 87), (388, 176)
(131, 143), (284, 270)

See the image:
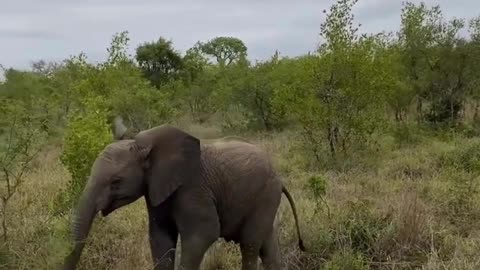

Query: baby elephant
(62, 118), (305, 270)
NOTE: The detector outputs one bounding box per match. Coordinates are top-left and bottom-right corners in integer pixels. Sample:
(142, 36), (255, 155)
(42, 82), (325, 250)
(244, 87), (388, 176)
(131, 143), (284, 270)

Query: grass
(1, 121), (480, 269)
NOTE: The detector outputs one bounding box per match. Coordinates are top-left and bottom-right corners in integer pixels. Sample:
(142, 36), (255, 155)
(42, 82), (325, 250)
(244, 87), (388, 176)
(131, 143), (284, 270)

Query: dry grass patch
(3, 126), (480, 269)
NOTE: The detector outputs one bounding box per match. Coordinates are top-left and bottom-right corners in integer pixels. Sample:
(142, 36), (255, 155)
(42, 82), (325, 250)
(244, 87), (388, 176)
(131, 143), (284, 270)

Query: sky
(0, 0), (479, 71)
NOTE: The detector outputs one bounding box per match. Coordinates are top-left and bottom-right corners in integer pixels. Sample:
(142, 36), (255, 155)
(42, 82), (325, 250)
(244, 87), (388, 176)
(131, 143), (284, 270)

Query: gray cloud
(1, 0), (479, 70)
(0, 29), (64, 40)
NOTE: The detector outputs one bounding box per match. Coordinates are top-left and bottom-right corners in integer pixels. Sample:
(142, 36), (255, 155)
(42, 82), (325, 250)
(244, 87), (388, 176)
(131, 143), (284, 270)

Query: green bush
(438, 139), (480, 172)
(71, 61), (175, 133)
(390, 122), (425, 147)
(272, 0), (392, 164)
(55, 95), (113, 212)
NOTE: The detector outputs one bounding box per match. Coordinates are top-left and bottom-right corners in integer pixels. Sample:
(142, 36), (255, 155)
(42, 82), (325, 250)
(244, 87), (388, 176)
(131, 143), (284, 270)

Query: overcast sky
(1, 0), (479, 71)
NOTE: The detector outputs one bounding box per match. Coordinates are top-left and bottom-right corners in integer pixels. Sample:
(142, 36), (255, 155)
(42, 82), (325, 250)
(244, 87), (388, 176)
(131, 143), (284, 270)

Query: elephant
(62, 117), (305, 270)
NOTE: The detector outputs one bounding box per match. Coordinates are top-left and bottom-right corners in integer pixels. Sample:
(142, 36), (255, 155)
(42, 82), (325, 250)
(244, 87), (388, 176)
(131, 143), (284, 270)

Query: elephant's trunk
(62, 183), (99, 270)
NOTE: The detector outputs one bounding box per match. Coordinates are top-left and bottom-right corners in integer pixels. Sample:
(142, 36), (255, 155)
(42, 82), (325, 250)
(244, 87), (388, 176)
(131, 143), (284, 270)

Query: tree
(383, 41), (416, 122)
(397, 2), (469, 125)
(466, 16), (480, 122)
(231, 51), (291, 131)
(0, 68), (50, 100)
(175, 41), (248, 124)
(422, 17), (467, 125)
(0, 68), (59, 135)
(55, 33), (175, 212)
(284, 0), (390, 162)
(398, 2), (440, 123)
(135, 37), (184, 88)
(106, 31), (132, 66)
(198, 36), (248, 66)
(48, 52), (93, 124)
(30, 60), (62, 77)
(0, 99), (47, 241)
(177, 65), (221, 123)
(181, 45), (209, 84)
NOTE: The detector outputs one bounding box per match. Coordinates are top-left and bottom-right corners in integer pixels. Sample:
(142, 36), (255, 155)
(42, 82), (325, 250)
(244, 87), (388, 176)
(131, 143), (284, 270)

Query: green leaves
(135, 37), (184, 88)
(283, 0), (392, 162)
(56, 95), (113, 212)
(107, 31), (132, 66)
(399, 2), (469, 125)
(319, 0), (360, 53)
(3, 1), (480, 210)
(198, 36), (248, 66)
(53, 32), (176, 212)
(229, 52), (291, 131)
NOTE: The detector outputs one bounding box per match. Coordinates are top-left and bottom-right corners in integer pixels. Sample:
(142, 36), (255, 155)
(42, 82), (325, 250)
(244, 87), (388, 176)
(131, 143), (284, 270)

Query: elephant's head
(62, 117), (201, 270)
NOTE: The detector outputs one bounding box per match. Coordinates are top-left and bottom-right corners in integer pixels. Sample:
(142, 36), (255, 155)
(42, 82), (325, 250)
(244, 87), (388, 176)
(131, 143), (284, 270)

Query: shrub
(390, 122), (425, 147)
(55, 95), (112, 212)
(307, 175), (330, 217)
(437, 139), (480, 172)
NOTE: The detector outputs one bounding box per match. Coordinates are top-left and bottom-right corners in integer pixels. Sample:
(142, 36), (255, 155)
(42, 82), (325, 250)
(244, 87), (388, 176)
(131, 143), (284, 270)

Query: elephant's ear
(135, 125), (201, 207)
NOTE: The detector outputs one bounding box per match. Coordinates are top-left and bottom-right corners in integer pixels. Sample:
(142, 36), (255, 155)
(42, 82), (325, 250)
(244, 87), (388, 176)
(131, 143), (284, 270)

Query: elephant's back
(205, 141), (273, 173)
(201, 135), (251, 145)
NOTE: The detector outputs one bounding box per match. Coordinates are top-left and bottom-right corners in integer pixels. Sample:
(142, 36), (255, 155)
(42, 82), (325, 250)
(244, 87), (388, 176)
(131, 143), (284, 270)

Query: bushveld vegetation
(1, 0), (480, 269)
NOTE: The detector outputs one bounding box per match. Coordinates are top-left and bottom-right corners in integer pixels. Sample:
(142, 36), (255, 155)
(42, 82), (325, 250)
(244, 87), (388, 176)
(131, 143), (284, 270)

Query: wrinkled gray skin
(62, 117), (305, 270)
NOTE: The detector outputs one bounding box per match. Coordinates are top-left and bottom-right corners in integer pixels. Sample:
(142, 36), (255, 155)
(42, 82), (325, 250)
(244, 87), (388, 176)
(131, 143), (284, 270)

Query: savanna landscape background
(1, 0), (480, 269)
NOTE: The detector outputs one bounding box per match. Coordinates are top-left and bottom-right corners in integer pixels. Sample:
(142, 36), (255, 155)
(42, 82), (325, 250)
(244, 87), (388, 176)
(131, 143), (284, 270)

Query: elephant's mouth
(100, 196), (138, 217)
(100, 206), (114, 217)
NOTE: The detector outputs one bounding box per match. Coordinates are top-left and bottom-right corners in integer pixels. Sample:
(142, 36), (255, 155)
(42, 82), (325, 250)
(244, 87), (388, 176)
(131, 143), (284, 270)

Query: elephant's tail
(282, 185), (306, 251)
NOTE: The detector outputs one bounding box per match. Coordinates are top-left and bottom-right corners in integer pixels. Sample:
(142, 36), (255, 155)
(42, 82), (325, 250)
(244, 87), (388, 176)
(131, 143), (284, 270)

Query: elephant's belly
(215, 178), (282, 243)
(222, 235), (240, 243)
(219, 219), (242, 242)
(217, 211), (247, 243)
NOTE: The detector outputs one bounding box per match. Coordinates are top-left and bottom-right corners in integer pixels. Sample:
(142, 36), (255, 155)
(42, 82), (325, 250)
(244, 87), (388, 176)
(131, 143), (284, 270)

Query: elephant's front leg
(175, 193), (220, 270)
(147, 205), (178, 270)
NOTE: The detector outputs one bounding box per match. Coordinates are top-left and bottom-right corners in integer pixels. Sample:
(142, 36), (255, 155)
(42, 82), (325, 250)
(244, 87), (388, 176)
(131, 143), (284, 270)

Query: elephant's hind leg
(239, 193), (281, 269)
(259, 227), (281, 270)
(179, 231), (218, 270)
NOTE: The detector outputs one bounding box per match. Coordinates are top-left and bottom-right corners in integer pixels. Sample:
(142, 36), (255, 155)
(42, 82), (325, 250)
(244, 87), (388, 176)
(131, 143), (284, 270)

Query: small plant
(307, 175), (331, 218)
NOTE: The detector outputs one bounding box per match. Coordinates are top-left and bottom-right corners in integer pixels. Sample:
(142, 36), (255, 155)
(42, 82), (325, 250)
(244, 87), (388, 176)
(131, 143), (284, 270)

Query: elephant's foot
(240, 243), (261, 270)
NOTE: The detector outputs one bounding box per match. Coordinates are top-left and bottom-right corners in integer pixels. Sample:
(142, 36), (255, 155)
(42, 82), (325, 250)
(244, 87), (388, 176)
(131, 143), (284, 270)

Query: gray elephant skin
(61, 118), (305, 270)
